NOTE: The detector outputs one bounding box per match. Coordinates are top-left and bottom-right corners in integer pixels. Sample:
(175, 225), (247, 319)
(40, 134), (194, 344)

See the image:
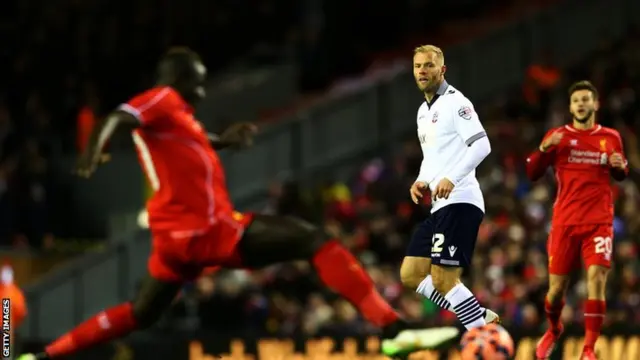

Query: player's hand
(220, 122), (258, 149)
(432, 178), (455, 200)
(410, 181), (428, 204)
(540, 130), (563, 152)
(74, 153), (110, 178)
(609, 152), (626, 169)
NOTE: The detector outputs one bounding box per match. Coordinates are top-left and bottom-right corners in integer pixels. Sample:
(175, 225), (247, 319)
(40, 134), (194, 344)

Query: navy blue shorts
(406, 203), (484, 268)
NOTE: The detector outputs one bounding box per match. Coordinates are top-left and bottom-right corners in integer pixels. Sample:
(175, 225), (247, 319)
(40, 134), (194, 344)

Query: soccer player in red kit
(19, 48), (458, 360)
(526, 81), (628, 360)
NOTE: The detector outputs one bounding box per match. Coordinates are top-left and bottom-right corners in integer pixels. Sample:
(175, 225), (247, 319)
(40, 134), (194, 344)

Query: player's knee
(400, 269), (423, 289)
(587, 266), (609, 286)
(131, 301), (165, 329)
(281, 217), (331, 258)
(400, 257), (431, 289)
(547, 275), (570, 301)
(400, 274), (423, 289)
(431, 265), (460, 294)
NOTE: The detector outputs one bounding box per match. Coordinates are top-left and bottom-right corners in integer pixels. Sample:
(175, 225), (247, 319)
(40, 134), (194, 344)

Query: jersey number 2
(431, 233), (445, 253)
(593, 236), (612, 256)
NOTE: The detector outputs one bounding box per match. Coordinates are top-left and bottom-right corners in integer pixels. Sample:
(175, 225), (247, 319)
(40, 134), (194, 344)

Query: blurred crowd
(164, 34), (640, 336)
(0, 0), (519, 248)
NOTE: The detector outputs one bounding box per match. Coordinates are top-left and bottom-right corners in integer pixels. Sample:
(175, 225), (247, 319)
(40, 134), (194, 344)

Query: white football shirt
(415, 81), (487, 213)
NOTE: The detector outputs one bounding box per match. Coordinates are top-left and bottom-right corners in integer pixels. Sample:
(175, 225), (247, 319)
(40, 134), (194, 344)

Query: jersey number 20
(593, 236), (612, 256)
(431, 233), (445, 253)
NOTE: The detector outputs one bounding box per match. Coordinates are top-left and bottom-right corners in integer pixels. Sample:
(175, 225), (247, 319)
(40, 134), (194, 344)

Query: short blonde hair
(414, 44), (444, 64)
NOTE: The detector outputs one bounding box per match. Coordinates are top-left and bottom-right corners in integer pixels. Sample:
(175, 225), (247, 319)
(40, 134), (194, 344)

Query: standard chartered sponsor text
(568, 149), (602, 164)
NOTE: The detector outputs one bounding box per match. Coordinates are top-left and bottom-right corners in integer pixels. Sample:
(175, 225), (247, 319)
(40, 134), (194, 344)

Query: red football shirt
(526, 124), (628, 226)
(119, 86), (235, 233)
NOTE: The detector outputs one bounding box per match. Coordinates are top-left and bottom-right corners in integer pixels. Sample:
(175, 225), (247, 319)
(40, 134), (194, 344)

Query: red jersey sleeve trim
(118, 87), (173, 124)
(118, 103), (142, 120)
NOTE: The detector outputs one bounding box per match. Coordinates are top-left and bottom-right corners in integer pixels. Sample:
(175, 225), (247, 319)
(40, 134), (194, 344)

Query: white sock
(416, 276), (488, 318)
(416, 275), (452, 310)
(444, 283), (486, 329)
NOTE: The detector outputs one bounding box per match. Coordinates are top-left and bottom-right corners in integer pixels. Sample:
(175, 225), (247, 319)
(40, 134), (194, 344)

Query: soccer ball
(460, 323), (515, 359)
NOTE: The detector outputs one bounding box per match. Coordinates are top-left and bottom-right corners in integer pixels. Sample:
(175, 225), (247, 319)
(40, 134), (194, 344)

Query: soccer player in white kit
(383, 44), (500, 358)
(404, 45), (499, 327)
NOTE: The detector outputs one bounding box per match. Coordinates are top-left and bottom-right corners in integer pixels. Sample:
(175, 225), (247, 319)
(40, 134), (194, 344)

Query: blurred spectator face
(521, 304), (540, 328)
(307, 293), (326, 310)
(334, 300), (357, 322)
(196, 276), (215, 299)
(616, 241), (636, 260)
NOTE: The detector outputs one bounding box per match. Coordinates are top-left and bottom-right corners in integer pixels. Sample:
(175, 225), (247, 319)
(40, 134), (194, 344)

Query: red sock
(584, 299), (605, 350)
(312, 240), (399, 327)
(45, 303), (137, 358)
(544, 297), (565, 332)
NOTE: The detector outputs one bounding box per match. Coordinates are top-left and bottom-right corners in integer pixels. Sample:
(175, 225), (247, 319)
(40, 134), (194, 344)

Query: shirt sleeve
(445, 135), (491, 185)
(610, 129), (629, 181)
(525, 128), (558, 181)
(452, 97), (486, 146)
(416, 158), (429, 183)
(117, 87), (175, 127)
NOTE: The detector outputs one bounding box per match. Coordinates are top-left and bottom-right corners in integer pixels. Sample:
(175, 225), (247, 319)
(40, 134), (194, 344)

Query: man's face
(569, 89), (599, 123)
(180, 60), (207, 103)
(413, 51), (445, 92)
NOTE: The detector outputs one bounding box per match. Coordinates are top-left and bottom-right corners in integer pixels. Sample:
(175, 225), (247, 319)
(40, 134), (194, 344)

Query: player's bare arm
(208, 122), (258, 150)
(75, 110), (139, 178)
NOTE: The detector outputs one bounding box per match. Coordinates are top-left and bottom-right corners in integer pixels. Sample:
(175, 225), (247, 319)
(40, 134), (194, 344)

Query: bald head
(156, 47), (207, 104)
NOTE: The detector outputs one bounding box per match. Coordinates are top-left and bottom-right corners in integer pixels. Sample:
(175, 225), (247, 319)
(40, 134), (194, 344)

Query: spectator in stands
(523, 50), (561, 119)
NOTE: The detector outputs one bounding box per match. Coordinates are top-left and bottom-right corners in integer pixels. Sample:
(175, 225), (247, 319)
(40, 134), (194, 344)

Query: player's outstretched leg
(18, 276), (182, 360)
(401, 218), (500, 327)
(238, 214), (460, 354)
(581, 265), (608, 360)
(239, 214), (400, 329)
(536, 274), (570, 360)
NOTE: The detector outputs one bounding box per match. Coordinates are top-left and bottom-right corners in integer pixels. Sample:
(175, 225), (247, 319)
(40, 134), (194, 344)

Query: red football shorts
(547, 224), (613, 275)
(148, 211), (254, 282)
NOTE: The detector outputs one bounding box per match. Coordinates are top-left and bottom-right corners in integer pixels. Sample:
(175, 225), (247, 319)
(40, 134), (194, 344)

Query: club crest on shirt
(432, 111), (439, 123)
(457, 106), (473, 120)
(599, 139), (607, 151)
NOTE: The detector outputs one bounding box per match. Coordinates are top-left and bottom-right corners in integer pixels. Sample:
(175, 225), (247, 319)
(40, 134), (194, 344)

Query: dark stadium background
(1, 0), (639, 359)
